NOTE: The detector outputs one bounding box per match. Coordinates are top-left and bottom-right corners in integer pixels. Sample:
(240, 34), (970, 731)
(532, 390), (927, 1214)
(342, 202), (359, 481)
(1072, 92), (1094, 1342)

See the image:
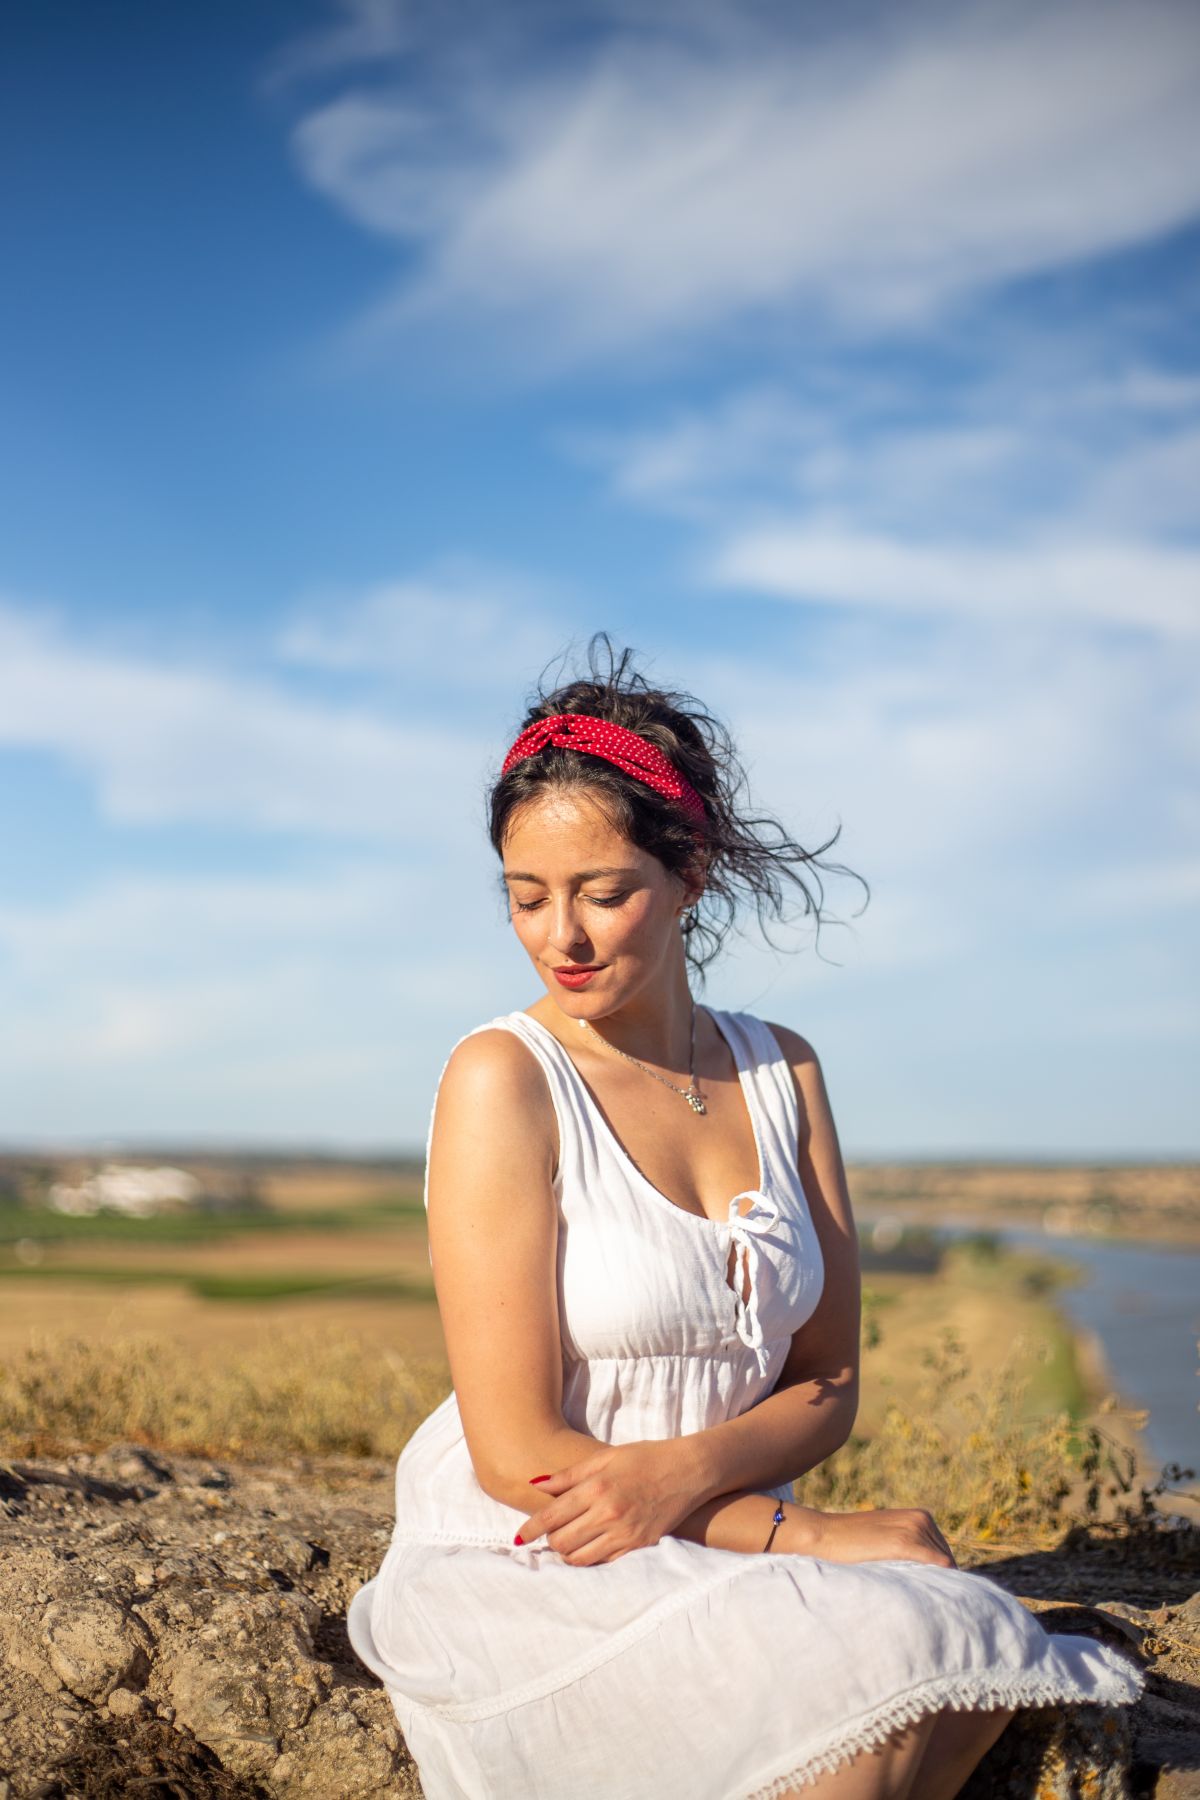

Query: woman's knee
(909, 1703), (1018, 1800)
(781, 1710), (939, 1798)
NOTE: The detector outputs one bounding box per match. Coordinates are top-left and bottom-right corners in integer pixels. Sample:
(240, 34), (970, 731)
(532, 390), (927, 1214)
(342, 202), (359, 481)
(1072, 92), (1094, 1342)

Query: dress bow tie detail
(725, 1190), (782, 1377)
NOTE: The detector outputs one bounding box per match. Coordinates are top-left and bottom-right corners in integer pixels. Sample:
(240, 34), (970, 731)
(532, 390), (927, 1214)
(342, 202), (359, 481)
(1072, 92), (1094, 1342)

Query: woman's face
(501, 788), (700, 1017)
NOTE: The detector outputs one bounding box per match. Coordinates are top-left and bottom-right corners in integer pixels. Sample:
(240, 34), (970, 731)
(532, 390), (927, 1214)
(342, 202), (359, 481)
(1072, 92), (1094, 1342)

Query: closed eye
(512, 892), (627, 913)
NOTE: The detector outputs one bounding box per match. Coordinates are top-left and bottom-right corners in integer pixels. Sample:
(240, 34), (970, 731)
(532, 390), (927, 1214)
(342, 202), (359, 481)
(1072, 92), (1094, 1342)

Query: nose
(546, 895), (592, 956)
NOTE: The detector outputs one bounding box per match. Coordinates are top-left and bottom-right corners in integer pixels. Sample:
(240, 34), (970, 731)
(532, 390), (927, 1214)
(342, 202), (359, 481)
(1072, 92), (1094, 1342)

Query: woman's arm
(667, 1025), (861, 1542)
(424, 1029), (602, 1505)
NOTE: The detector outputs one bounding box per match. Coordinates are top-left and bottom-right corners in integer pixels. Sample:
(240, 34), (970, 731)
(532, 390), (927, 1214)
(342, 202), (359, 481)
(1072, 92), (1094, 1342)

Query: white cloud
(582, 355), (1200, 636)
(0, 595), (488, 838)
(0, 864), (419, 981)
(1083, 428), (1200, 536)
(587, 354), (1200, 527)
(2, 596), (1194, 1148)
(698, 622), (1160, 866)
(640, 591), (1197, 1057)
(0, 582), (594, 1144)
(0, 859), (527, 1144)
(1065, 856), (1200, 919)
(709, 527), (1200, 638)
(280, 0), (1200, 361)
(260, 0), (416, 90)
(278, 558), (577, 688)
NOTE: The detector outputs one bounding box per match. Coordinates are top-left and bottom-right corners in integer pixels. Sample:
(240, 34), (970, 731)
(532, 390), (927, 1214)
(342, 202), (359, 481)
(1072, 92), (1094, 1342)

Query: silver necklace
(578, 1002), (707, 1115)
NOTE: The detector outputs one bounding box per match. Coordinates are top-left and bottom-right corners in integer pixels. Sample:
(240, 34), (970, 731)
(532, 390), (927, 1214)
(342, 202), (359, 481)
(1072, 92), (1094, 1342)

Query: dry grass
(0, 1309), (1160, 1547)
(1, 1153), (1187, 1543)
(799, 1326), (1147, 1549)
(0, 1324), (451, 1463)
(0, 1280), (449, 1363)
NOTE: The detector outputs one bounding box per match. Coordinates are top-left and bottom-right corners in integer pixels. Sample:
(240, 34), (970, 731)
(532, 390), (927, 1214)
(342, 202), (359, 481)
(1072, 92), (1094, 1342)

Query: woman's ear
(677, 858), (707, 915)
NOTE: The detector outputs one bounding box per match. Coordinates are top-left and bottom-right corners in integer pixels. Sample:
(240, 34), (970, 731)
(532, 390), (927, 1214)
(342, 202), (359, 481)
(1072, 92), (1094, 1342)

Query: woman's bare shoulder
(761, 1018), (834, 1154)
(761, 1017), (818, 1067)
(433, 1024), (558, 1156)
(438, 1024), (548, 1103)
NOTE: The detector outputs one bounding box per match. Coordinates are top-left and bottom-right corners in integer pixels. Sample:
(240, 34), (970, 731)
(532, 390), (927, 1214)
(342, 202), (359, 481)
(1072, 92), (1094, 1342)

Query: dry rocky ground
(0, 1440), (1197, 1800)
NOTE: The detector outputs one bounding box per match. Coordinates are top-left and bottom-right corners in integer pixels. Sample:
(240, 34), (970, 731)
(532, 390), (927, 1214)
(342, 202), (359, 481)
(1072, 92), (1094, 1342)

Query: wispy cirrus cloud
(276, 0), (1200, 364)
(579, 344), (1200, 638)
(709, 529), (1200, 637)
(0, 581), (552, 1143)
(261, 0), (414, 90)
(0, 593), (489, 839)
(693, 618), (1193, 880)
(572, 335), (1200, 1021)
(0, 862), (524, 1144)
(277, 557), (580, 691)
(588, 365), (1200, 531)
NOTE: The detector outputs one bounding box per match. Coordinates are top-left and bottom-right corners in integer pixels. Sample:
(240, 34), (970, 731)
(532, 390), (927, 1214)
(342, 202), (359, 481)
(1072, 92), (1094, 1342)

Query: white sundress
(347, 1006), (1143, 1798)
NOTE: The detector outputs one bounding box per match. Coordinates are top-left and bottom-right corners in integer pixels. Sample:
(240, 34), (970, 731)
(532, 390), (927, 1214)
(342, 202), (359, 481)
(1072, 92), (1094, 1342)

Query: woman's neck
(535, 949), (698, 1071)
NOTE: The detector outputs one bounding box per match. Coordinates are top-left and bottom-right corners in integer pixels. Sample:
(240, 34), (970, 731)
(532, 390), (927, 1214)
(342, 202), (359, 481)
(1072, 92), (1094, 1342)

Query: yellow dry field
(3, 1195), (1181, 1535)
(258, 1166), (423, 1213)
(0, 1232), (1083, 1432)
(3, 1157), (1188, 1536)
(0, 1279), (449, 1362)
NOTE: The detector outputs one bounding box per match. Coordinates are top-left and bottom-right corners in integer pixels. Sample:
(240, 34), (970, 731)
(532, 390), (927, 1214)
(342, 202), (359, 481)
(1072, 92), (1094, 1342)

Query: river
(924, 1219), (1199, 1486)
(935, 1224), (1194, 1490)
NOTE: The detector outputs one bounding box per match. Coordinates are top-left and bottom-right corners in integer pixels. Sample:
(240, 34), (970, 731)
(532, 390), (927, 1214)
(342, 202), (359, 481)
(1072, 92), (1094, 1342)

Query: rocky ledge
(0, 1442), (1197, 1798)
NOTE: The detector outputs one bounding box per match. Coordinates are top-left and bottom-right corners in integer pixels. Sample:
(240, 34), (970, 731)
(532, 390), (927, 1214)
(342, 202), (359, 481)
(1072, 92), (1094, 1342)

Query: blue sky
(1, 0), (1197, 1156)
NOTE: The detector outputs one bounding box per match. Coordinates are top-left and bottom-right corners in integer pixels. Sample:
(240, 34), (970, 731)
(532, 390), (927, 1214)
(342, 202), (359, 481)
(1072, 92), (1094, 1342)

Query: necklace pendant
(687, 1091), (707, 1115)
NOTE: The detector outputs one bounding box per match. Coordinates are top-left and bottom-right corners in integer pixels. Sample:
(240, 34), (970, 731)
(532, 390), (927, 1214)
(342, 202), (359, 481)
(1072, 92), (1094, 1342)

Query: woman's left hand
(513, 1440), (697, 1565)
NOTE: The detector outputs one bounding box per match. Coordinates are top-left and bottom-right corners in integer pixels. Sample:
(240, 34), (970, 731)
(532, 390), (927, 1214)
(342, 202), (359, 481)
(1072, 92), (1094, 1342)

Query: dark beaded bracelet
(762, 1503), (785, 1553)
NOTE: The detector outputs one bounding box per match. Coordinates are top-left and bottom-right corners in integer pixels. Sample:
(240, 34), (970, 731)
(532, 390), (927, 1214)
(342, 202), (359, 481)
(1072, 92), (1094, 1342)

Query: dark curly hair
(486, 632), (869, 982)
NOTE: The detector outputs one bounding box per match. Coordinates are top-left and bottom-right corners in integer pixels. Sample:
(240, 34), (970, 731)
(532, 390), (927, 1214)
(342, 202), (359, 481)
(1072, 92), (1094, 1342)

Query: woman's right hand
(785, 1503), (957, 1569)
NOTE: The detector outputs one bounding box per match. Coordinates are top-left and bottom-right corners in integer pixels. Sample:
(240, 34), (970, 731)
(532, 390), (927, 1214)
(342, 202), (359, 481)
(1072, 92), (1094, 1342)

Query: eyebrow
(503, 866), (639, 883)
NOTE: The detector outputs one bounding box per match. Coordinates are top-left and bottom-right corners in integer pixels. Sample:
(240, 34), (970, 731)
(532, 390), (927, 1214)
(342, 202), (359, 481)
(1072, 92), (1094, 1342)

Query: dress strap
(718, 1010), (802, 1186)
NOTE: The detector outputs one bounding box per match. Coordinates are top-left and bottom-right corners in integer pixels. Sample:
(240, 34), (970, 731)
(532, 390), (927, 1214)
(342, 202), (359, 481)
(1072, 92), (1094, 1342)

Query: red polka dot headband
(501, 712), (707, 828)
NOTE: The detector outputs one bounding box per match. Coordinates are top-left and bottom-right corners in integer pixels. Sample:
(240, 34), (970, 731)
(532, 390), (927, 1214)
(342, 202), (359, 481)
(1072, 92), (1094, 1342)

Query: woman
(348, 637), (1142, 1798)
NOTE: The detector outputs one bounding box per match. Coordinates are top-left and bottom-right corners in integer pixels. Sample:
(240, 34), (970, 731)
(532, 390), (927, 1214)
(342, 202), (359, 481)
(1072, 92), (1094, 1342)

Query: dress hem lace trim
(734, 1659), (1146, 1799)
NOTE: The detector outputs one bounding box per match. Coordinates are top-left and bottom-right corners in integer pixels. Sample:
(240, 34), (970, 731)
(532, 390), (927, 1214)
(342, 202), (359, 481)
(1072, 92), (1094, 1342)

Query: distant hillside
(846, 1160), (1200, 1247)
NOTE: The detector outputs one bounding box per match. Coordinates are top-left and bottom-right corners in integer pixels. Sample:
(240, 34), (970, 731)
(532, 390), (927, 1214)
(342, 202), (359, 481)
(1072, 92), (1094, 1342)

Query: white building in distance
(48, 1163), (204, 1218)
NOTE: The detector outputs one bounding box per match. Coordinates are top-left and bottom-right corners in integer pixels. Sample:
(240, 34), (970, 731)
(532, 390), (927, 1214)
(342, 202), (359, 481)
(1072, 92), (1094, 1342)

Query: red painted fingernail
(513, 1533), (524, 1545)
(529, 1474), (551, 1484)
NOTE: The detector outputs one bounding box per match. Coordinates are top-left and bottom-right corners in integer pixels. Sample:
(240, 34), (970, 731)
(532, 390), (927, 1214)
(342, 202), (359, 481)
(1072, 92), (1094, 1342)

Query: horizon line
(1, 1141), (1196, 1168)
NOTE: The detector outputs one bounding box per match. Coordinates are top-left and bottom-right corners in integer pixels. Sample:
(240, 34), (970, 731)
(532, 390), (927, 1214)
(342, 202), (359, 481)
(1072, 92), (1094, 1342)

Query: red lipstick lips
(553, 965), (602, 988)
